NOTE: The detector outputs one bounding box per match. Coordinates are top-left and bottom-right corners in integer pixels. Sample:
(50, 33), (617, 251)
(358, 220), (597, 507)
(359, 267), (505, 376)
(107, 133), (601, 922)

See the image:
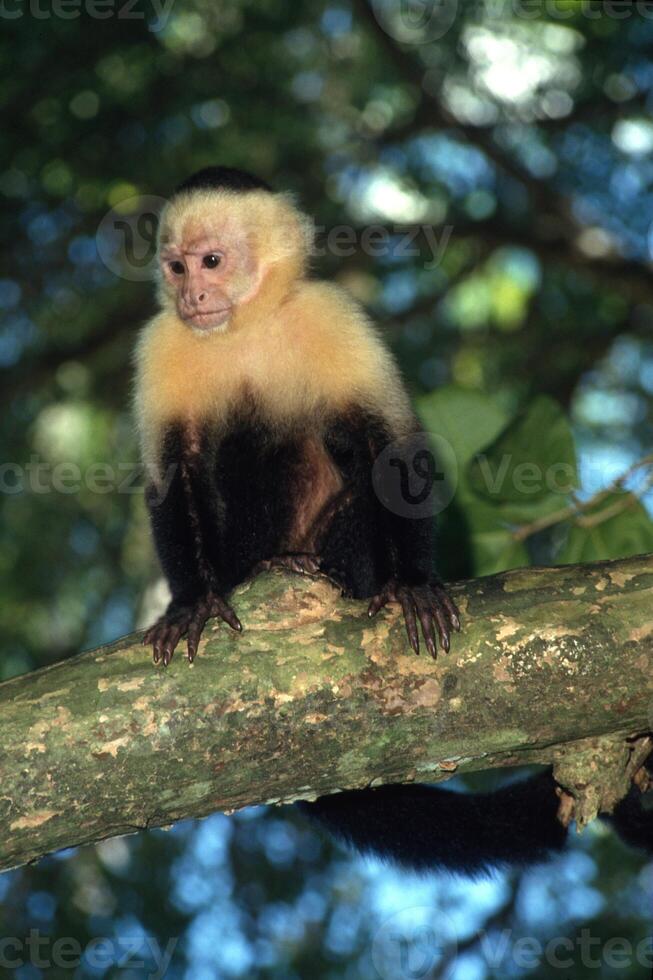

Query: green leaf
(468, 395), (578, 509)
(470, 526), (531, 577)
(557, 492), (653, 564)
(416, 385), (510, 469)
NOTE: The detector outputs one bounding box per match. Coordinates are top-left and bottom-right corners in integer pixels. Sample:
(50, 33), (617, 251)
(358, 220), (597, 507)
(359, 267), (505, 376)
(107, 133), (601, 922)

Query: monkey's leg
(143, 592), (242, 667)
(368, 580), (460, 658)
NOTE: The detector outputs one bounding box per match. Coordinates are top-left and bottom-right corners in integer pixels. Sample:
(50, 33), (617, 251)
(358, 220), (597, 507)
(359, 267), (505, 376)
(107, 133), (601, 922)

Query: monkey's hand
(253, 553), (322, 577)
(143, 592), (242, 667)
(367, 580), (460, 658)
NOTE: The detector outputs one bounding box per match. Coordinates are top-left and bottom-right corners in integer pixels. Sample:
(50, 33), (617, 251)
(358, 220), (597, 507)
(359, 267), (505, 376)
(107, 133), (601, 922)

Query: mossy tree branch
(2, 554), (653, 874)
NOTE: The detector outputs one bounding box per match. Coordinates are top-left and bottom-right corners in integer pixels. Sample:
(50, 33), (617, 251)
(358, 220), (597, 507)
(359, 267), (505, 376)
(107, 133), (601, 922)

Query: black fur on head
(174, 166), (272, 197)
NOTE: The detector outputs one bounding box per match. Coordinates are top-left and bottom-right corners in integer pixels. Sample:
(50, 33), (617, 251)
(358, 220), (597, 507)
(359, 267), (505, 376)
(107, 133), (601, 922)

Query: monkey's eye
(169, 260), (185, 276)
(202, 254), (221, 269)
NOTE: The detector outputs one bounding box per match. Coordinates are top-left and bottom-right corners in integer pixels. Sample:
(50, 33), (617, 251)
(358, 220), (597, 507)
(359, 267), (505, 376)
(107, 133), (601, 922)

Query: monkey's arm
(317, 410), (459, 656)
(145, 479), (205, 608)
(369, 511), (460, 658)
(143, 430), (241, 666)
(368, 425), (460, 657)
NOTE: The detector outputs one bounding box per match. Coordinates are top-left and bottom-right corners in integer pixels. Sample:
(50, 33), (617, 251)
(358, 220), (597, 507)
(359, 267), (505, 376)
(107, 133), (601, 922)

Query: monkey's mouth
(184, 308), (232, 329)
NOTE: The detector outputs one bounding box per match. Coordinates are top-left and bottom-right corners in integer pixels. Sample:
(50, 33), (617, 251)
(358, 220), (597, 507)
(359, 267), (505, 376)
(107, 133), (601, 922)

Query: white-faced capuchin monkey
(135, 166), (653, 873)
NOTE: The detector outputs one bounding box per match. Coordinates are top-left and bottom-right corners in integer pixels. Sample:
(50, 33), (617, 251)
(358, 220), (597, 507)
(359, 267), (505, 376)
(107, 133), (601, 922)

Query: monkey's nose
(195, 290), (208, 305)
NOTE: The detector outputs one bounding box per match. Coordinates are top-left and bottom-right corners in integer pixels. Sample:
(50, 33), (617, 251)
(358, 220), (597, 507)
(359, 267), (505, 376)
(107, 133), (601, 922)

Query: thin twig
(513, 452), (653, 542)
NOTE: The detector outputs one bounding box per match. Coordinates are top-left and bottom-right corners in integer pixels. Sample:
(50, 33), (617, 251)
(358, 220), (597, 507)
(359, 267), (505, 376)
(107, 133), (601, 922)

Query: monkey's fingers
(144, 621), (169, 664)
(209, 595), (242, 632)
(430, 599), (451, 655)
(291, 554), (322, 575)
(414, 597), (438, 658)
(186, 602), (210, 663)
(253, 553), (321, 578)
(162, 622), (187, 667)
(368, 591), (390, 617)
(143, 623), (157, 647)
(433, 585), (461, 632)
(399, 590), (420, 655)
(367, 578), (398, 618)
(409, 587), (449, 657)
(151, 626), (166, 665)
(149, 621), (184, 667)
(276, 553), (322, 576)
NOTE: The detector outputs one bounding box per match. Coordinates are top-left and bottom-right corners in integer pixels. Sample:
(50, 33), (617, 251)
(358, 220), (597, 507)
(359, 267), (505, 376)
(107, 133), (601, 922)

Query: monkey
(135, 165), (460, 667)
(135, 166), (653, 874)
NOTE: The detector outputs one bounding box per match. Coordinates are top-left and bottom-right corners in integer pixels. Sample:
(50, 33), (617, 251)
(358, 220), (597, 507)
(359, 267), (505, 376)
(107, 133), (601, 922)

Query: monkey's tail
(300, 768), (653, 874)
(607, 784), (653, 854)
(298, 770), (567, 875)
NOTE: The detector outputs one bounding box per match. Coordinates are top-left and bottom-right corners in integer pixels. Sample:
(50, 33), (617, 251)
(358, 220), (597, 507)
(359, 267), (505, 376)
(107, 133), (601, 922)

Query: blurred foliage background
(2, 0), (653, 976)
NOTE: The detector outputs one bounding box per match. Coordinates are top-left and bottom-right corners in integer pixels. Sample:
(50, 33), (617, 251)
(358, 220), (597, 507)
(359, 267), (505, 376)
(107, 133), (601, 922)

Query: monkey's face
(159, 227), (259, 333)
(157, 189), (313, 333)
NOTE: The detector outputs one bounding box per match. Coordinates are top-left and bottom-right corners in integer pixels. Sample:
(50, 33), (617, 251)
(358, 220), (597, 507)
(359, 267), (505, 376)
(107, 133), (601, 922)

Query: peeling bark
(1, 554), (653, 873)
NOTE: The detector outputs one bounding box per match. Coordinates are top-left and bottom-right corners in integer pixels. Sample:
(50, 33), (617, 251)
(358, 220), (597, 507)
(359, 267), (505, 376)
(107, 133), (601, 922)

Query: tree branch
(514, 453), (653, 541)
(1, 555), (652, 873)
